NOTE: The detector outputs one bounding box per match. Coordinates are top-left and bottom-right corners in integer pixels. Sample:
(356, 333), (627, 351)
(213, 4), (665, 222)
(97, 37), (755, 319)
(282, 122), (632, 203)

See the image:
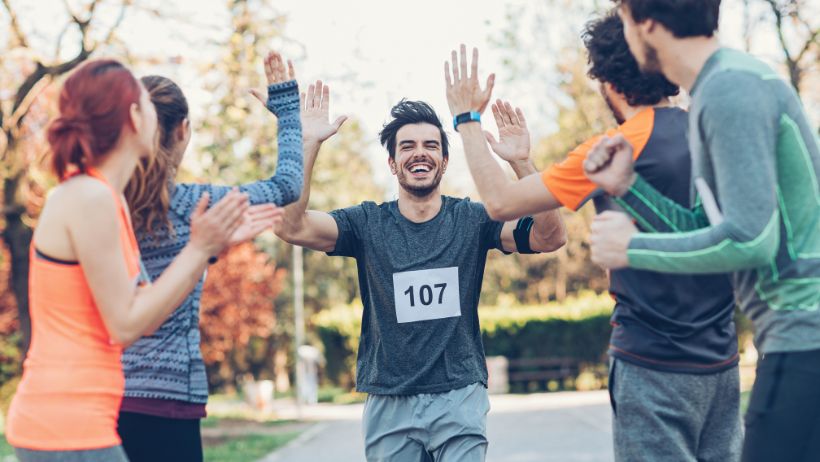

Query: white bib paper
(392, 267), (461, 323)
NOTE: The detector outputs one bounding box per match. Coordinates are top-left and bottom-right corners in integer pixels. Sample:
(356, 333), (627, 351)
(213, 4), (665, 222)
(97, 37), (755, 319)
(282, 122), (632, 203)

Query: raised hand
(583, 134), (637, 197)
(301, 80), (348, 144)
(589, 211), (636, 269)
(444, 44), (495, 117)
(250, 50), (296, 109)
(485, 100), (531, 163)
(227, 204), (285, 246)
(189, 189), (249, 257)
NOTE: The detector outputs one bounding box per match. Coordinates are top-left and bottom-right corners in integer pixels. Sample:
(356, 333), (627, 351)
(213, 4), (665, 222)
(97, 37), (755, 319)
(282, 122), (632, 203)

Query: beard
(397, 167), (444, 198)
(638, 41), (664, 76)
(602, 90), (626, 125)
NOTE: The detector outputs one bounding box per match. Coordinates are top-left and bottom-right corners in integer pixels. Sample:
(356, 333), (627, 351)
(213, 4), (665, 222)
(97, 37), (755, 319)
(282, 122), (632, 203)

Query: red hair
(47, 59), (142, 179)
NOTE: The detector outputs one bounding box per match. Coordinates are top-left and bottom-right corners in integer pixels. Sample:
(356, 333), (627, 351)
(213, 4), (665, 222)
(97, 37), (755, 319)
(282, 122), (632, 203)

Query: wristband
(453, 111), (481, 131)
(513, 216), (537, 254)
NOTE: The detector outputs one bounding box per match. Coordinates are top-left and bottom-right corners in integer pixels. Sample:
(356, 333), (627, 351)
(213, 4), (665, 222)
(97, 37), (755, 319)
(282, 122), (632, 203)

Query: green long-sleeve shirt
(615, 48), (820, 354)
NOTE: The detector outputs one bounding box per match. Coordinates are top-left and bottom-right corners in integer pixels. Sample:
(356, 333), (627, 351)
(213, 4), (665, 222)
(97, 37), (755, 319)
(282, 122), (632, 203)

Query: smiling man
(275, 82), (565, 462)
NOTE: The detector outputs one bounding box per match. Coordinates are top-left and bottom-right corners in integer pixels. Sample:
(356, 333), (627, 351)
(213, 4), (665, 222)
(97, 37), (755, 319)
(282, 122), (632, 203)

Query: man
(275, 81), (565, 461)
(580, 1), (820, 461)
(443, 11), (740, 461)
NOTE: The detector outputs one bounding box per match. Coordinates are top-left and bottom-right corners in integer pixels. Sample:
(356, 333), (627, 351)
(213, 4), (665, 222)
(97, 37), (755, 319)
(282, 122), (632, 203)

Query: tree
(0, 0), (131, 353)
(200, 242), (286, 391)
(760, 0), (818, 94)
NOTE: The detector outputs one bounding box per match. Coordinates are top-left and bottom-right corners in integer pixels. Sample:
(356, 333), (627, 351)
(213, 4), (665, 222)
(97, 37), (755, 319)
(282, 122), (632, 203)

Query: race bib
(392, 267), (461, 323)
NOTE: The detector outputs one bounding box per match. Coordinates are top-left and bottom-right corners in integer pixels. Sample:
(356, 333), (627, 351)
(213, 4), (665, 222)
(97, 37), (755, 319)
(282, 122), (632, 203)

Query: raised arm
(173, 50), (304, 211)
(485, 100), (565, 253)
(444, 45), (562, 222)
(275, 80), (348, 252)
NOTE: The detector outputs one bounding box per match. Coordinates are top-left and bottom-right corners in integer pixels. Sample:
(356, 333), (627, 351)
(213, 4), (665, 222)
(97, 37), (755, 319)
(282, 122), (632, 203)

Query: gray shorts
(14, 446), (129, 462)
(609, 358), (743, 462)
(363, 382), (490, 462)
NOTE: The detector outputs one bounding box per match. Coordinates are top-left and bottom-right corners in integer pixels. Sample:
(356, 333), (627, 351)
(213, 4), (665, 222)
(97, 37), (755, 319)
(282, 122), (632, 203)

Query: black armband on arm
(513, 216), (538, 254)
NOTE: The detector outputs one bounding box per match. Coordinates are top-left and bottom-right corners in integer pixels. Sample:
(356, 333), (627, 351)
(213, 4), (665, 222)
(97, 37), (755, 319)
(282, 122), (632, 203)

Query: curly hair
(583, 10), (679, 107)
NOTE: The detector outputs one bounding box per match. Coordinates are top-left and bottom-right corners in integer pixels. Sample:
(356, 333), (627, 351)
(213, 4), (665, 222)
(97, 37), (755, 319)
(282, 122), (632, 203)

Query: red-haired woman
(5, 59), (248, 462)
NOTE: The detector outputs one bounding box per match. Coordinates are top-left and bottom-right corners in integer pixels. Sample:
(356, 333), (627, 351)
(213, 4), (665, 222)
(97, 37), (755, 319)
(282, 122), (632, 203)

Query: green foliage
(314, 292), (615, 387)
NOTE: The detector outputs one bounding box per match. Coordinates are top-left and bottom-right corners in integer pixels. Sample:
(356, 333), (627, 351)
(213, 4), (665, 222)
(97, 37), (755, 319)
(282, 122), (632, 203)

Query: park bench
(507, 357), (582, 392)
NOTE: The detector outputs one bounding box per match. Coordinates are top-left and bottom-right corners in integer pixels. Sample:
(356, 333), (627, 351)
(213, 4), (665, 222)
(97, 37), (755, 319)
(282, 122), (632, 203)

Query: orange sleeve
(540, 108), (656, 211)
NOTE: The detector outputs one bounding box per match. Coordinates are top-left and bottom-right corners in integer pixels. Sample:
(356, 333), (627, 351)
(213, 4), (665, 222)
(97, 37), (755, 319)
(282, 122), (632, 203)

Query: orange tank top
(6, 168), (143, 451)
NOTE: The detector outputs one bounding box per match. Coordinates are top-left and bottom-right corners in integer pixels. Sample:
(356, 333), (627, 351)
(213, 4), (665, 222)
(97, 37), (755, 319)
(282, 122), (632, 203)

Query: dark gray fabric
(609, 358), (742, 462)
(15, 446), (129, 462)
(328, 196), (504, 395)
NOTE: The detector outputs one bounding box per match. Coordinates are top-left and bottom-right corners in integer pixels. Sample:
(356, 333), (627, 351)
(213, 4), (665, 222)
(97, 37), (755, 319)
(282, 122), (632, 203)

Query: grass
(201, 415), (296, 429)
(1, 434), (16, 461)
(203, 432), (299, 462)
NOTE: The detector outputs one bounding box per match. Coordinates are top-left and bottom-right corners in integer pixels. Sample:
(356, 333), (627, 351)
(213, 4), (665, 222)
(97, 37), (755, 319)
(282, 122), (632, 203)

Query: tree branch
(1, 0), (30, 48)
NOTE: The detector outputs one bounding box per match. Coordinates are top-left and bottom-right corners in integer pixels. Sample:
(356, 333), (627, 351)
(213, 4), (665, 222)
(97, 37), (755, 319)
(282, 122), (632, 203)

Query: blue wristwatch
(453, 111), (481, 131)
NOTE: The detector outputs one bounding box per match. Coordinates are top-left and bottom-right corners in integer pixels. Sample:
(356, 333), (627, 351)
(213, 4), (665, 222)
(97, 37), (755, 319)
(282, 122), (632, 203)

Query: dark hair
(125, 75), (189, 235)
(47, 59), (141, 179)
(379, 99), (449, 159)
(614, 0), (720, 38)
(584, 10), (679, 106)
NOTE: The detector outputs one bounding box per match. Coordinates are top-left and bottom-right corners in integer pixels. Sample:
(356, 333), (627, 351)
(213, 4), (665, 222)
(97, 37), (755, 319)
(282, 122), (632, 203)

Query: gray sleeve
(327, 204), (368, 258)
(627, 71), (781, 273)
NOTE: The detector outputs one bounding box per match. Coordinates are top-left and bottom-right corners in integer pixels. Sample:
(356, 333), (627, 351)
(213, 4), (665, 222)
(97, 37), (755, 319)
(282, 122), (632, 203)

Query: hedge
(314, 292), (615, 387)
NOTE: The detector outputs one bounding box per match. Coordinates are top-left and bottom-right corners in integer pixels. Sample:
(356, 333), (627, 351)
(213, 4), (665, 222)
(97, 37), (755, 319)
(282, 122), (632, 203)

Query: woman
(117, 51), (303, 462)
(5, 59), (248, 461)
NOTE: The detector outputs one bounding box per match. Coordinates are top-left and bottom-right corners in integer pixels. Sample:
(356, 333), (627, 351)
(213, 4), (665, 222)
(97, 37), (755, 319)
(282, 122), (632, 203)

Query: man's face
(389, 123), (447, 198)
(618, 5), (662, 74)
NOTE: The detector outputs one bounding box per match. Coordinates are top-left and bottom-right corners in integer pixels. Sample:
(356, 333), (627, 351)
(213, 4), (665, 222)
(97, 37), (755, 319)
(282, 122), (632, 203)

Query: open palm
(485, 100), (530, 162)
(301, 80), (347, 144)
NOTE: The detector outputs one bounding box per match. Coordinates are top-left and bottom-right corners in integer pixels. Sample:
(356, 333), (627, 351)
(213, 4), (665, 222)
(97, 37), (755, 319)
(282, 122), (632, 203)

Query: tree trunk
(3, 172), (32, 355)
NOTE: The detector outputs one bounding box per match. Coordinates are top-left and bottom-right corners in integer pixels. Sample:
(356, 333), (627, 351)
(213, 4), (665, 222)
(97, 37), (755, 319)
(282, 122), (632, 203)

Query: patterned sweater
(121, 80), (302, 407)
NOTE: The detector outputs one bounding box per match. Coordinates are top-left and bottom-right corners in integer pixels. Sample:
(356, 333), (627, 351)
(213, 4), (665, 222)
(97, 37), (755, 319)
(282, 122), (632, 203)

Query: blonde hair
(124, 75), (189, 235)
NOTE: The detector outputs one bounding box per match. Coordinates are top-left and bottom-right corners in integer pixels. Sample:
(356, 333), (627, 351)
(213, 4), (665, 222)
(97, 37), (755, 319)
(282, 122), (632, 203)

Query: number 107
(404, 283), (447, 307)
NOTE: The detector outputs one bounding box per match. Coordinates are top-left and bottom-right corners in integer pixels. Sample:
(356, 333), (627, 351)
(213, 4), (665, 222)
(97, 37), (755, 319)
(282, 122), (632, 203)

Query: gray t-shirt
(328, 196), (505, 395)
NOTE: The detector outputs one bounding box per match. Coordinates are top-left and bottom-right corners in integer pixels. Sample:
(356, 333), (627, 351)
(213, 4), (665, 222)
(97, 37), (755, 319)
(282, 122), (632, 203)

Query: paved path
(260, 391), (613, 462)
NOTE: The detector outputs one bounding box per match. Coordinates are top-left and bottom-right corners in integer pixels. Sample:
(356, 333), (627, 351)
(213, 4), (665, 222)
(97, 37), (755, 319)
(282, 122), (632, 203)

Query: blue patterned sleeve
(170, 80), (303, 217)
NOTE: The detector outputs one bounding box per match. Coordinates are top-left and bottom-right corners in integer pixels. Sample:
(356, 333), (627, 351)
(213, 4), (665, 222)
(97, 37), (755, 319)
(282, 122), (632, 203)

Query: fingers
(444, 61), (452, 87)
(208, 190), (250, 228)
(312, 80), (323, 110)
(470, 47), (478, 81)
(264, 52), (275, 85)
(459, 44), (468, 82)
(450, 50), (459, 82)
(306, 83), (316, 110)
(321, 83), (330, 110)
(288, 60), (296, 80)
(482, 73), (495, 104)
(583, 137), (612, 173)
(515, 107), (527, 128)
(491, 102), (505, 129)
(191, 193), (210, 220)
(300, 91), (307, 111)
(502, 101), (515, 126)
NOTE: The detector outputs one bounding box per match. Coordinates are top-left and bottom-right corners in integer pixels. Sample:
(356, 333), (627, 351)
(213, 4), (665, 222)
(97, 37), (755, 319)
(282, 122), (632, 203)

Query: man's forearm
(280, 139), (320, 238)
(508, 159), (566, 252)
(458, 123), (518, 213)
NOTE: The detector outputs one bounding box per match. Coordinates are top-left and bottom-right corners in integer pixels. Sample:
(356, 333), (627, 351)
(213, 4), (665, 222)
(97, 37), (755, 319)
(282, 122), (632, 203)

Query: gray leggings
(15, 446), (129, 462)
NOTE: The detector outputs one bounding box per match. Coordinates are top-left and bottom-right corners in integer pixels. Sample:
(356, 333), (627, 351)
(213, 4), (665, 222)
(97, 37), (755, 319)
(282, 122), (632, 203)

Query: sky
(3, 0), (817, 197)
